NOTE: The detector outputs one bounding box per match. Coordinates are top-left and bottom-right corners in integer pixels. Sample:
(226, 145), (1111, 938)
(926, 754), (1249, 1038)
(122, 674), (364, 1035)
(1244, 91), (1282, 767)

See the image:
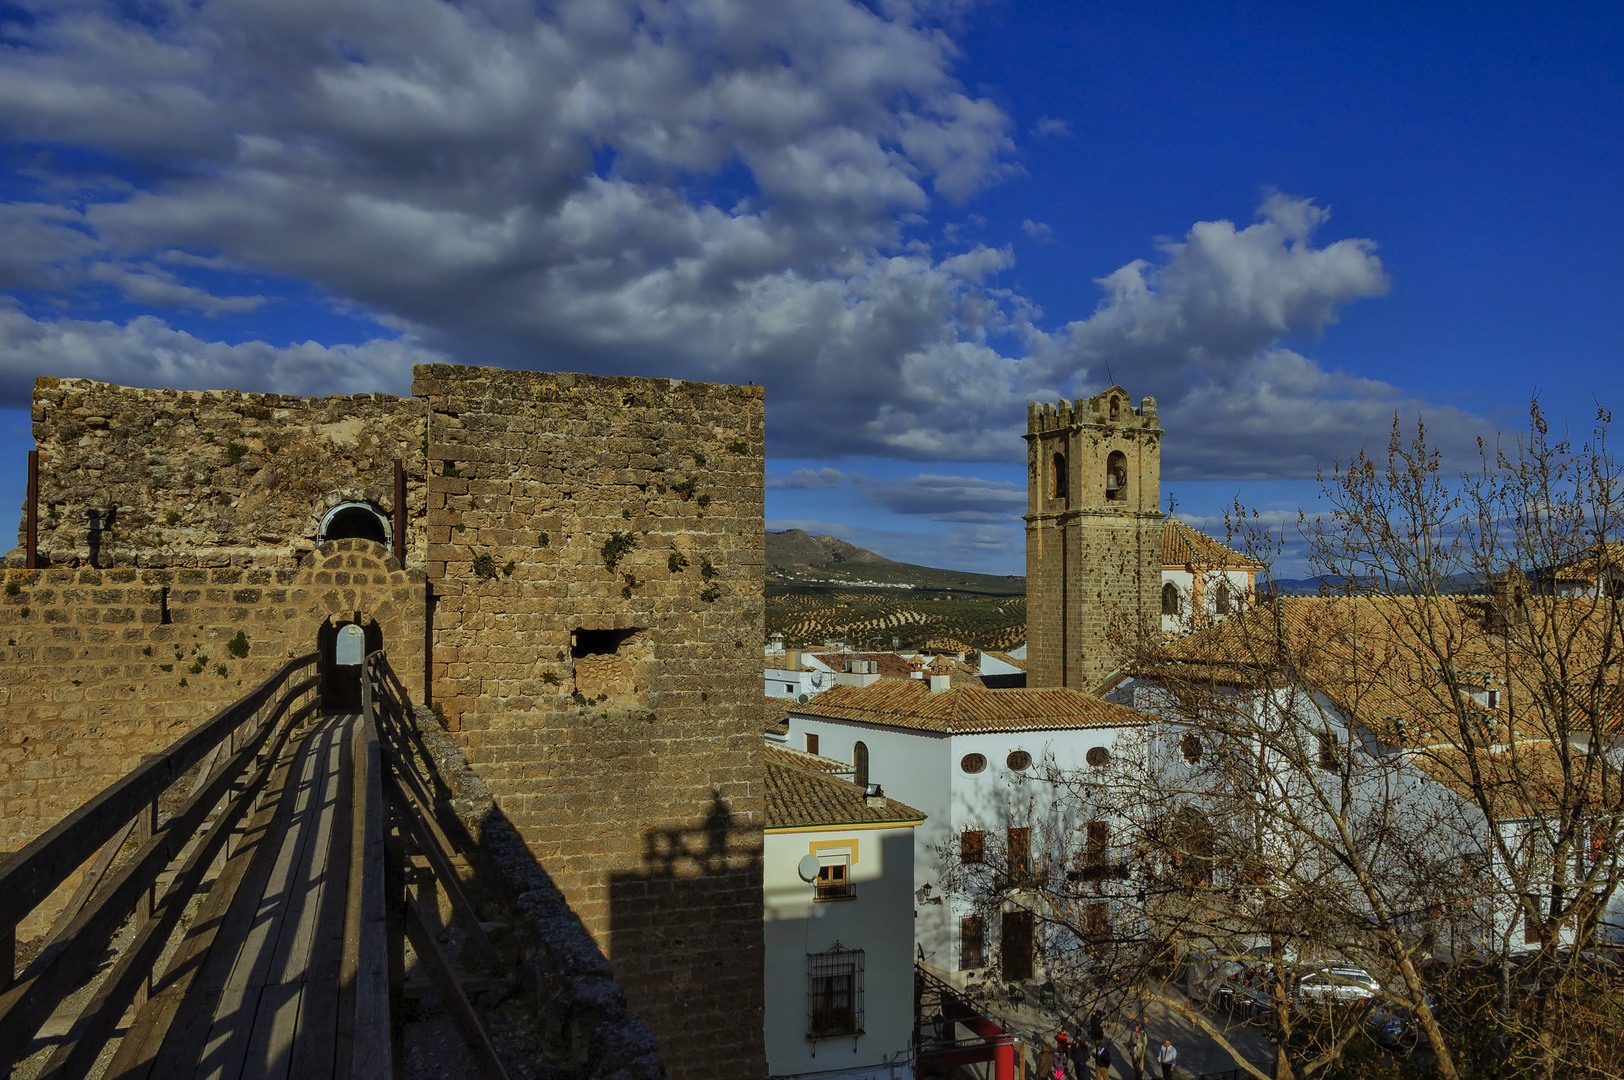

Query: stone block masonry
(417, 366), (765, 1079)
(2, 365), (765, 1080)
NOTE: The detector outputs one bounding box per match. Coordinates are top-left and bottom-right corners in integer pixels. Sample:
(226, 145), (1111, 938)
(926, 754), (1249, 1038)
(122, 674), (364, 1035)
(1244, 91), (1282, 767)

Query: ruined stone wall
(1025, 391), (1163, 690)
(415, 364), (766, 1080)
(13, 377), (428, 571)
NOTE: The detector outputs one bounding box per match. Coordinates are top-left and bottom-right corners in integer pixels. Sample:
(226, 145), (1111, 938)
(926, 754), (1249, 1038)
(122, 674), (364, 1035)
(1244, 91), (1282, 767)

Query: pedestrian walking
(1038, 1043), (1054, 1080)
(1093, 1041), (1112, 1080)
(1056, 1029), (1072, 1080)
(1069, 1032), (1089, 1080)
(1129, 1023), (1148, 1080)
(1156, 1038), (1177, 1080)
(1089, 1010), (1106, 1047)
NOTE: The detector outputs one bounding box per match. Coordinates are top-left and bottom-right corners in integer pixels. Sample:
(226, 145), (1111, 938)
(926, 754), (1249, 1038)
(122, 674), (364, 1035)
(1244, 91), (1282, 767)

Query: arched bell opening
(319, 617), (385, 710)
(318, 501), (390, 548)
(1105, 450), (1128, 502)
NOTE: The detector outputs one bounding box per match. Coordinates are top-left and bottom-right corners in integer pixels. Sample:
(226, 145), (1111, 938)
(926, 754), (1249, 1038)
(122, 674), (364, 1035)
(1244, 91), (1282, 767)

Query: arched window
(1052, 452), (1068, 504)
(1214, 581), (1231, 615)
(1161, 582), (1181, 616)
(853, 741), (869, 788)
(320, 502), (389, 545)
(1109, 396), (1120, 422)
(1105, 451), (1128, 502)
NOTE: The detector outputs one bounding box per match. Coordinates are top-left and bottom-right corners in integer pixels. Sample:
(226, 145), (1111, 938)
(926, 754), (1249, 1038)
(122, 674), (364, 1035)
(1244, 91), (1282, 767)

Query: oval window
(1181, 734), (1203, 763)
(1086, 746), (1110, 767)
(1006, 750), (1031, 771)
(961, 753), (987, 775)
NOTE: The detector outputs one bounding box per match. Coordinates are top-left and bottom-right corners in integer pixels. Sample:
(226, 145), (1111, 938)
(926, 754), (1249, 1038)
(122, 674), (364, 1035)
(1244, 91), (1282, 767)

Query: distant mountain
(767, 529), (895, 568)
(766, 529), (1024, 596)
(1266, 573), (1484, 596)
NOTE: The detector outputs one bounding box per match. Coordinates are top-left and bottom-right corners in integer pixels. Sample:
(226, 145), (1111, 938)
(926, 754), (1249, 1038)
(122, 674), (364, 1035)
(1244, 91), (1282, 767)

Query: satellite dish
(797, 855), (821, 883)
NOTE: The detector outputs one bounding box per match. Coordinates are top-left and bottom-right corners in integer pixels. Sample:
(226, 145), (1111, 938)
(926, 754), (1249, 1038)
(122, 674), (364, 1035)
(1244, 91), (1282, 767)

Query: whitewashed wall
(764, 824), (918, 1080)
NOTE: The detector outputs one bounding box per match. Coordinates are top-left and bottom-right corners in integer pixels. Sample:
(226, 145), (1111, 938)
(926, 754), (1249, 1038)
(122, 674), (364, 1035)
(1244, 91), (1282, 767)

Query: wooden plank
(269, 721), (345, 985)
(31, 703), (307, 1080)
(200, 717), (335, 1080)
(343, 711), (391, 1080)
(0, 687), (311, 1074)
(0, 662), (317, 932)
(240, 983), (303, 1080)
(135, 719), (318, 1080)
(402, 893), (511, 1080)
(288, 715), (356, 1080)
(102, 718), (311, 1080)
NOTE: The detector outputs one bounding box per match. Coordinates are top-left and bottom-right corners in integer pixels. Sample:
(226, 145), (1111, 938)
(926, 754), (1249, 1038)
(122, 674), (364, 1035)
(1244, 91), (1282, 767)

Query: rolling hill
(765, 530), (1027, 651)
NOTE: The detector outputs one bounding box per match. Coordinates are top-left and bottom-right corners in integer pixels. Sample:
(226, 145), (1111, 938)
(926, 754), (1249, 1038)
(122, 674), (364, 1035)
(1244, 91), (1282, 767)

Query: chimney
(929, 673), (951, 693)
(864, 783), (886, 808)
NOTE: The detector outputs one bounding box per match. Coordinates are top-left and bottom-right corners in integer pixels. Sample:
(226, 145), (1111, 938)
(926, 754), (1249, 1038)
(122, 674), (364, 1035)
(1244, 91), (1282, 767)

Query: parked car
(1294, 967), (1380, 1002)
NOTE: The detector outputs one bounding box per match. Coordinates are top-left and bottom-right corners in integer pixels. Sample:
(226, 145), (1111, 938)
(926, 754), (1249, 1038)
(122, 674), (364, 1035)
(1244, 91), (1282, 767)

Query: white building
(1160, 516), (1262, 636)
(784, 678), (1152, 982)
(1116, 596), (1624, 957)
(764, 744), (925, 1080)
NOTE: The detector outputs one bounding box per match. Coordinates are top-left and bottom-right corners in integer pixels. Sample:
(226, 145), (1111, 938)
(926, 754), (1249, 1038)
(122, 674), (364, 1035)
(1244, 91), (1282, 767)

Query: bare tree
(942, 403), (1624, 1080)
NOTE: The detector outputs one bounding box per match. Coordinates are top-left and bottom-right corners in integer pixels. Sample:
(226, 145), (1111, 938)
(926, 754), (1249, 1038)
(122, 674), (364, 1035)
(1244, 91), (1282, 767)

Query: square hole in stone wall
(571, 627), (652, 707)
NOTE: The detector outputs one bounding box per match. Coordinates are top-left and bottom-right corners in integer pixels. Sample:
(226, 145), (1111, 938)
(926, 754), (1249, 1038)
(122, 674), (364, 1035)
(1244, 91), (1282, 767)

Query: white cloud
(0, 6), (1491, 483)
(0, 304), (441, 402)
(1020, 218), (1052, 242)
(1030, 117), (1069, 138)
(767, 467), (850, 489)
(863, 473), (1025, 522)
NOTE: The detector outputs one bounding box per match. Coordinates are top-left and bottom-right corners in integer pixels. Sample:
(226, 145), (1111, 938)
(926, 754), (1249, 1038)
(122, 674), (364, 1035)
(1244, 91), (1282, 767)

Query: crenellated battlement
(1026, 385), (1161, 435)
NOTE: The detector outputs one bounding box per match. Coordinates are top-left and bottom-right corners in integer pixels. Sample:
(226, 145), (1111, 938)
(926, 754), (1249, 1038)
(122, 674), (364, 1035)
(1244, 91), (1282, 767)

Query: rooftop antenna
(1104, 361), (1115, 387)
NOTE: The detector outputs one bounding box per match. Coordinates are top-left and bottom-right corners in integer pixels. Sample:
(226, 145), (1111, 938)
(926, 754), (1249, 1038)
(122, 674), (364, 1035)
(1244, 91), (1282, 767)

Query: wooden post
(393, 458), (405, 561)
(25, 449), (39, 570)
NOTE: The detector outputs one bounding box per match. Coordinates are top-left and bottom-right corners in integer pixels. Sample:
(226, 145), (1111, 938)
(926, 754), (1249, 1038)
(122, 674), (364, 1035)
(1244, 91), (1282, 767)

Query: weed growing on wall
(670, 478), (697, 501)
(669, 550), (689, 573)
(226, 443), (250, 464)
(471, 553), (499, 579)
(601, 531), (637, 571)
(227, 631), (250, 659)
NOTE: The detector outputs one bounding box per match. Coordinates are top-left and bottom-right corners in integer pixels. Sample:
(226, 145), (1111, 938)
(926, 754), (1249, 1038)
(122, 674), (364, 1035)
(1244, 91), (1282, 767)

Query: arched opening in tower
(1105, 451), (1128, 502)
(322, 503), (388, 545)
(1052, 452), (1069, 505)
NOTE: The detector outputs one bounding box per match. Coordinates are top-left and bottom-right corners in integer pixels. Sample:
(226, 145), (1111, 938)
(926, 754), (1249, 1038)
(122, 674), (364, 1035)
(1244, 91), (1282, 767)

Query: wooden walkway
(105, 712), (372, 1080)
(3, 652), (509, 1080)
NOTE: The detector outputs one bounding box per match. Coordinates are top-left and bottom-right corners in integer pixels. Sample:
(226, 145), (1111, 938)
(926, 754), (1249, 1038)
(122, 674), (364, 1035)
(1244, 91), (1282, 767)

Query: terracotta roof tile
(790, 679), (1148, 735)
(764, 696), (791, 735)
(764, 745), (926, 829)
(1162, 516), (1261, 569)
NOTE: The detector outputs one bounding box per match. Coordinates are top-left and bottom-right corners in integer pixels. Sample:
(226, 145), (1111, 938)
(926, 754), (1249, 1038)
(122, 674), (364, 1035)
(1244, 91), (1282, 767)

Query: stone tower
(1025, 386), (1163, 690)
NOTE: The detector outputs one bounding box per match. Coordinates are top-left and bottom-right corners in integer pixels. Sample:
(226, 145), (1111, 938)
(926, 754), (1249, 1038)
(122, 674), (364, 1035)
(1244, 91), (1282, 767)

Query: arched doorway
(318, 617), (384, 710)
(319, 501), (390, 547)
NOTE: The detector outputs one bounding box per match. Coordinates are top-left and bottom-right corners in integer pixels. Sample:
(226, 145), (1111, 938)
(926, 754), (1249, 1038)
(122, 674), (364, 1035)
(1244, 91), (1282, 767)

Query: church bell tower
(1025, 387), (1163, 691)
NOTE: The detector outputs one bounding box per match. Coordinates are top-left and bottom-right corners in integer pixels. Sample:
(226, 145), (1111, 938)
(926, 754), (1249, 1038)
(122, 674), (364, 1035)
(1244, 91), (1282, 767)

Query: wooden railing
(0, 653), (320, 1075)
(364, 652), (512, 1080)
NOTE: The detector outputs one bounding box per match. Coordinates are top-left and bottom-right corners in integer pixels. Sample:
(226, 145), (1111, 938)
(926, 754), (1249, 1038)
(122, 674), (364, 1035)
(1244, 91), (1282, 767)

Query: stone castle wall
(15, 377), (427, 571)
(1025, 390), (1163, 690)
(2, 366), (765, 1080)
(417, 365), (765, 1077)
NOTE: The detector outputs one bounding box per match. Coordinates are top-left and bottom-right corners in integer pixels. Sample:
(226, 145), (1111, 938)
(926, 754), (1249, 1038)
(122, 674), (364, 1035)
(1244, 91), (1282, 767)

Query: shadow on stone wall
(609, 800), (767, 1080)
(403, 705), (668, 1080)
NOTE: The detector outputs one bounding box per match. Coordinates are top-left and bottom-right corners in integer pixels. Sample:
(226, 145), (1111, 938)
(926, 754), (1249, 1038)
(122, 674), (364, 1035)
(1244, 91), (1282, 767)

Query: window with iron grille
(808, 944), (865, 1038)
(815, 862), (854, 901)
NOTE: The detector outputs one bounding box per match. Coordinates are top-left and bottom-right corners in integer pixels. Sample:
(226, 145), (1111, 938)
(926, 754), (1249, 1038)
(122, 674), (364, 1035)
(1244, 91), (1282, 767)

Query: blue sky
(2, 1), (1620, 576)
